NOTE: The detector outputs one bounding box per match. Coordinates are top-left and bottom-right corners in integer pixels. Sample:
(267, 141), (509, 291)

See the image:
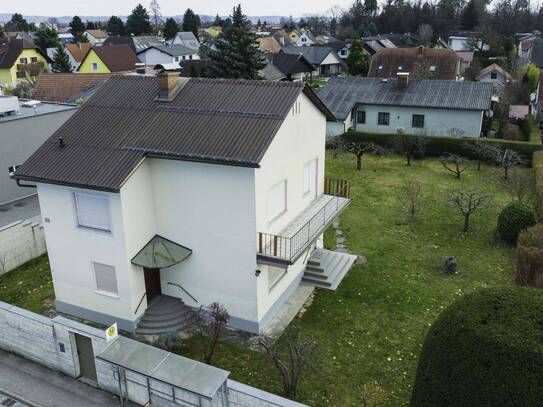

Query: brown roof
(456, 51), (474, 63)
(15, 76), (334, 191)
(368, 47), (460, 80)
(32, 73), (111, 103)
(90, 45), (141, 72)
(65, 43), (92, 62)
(85, 29), (108, 39)
(258, 37), (282, 54)
(0, 37), (40, 68)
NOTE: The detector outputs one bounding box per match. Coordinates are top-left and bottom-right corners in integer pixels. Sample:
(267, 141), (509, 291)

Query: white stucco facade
(138, 47), (199, 66)
(37, 92), (329, 333)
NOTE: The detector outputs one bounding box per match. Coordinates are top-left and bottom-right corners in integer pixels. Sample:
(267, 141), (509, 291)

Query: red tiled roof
(65, 43), (92, 63)
(32, 73), (111, 103)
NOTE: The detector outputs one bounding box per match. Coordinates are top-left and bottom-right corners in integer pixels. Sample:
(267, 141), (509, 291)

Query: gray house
(0, 96), (77, 206)
(282, 46), (344, 76)
(317, 74), (493, 138)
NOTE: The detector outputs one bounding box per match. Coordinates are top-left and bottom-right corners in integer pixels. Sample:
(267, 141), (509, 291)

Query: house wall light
(255, 269), (261, 277)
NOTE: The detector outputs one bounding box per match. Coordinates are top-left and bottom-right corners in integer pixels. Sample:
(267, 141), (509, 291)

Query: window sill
(94, 290), (119, 299)
(77, 225), (112, 235)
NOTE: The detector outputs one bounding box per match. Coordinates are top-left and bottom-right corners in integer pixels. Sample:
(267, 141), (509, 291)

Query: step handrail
(134, 292), (146, 315)
(167, 282), (198, 303)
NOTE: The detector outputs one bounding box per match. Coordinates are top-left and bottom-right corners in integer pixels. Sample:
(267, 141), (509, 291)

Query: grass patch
(0, 255), (54, 314)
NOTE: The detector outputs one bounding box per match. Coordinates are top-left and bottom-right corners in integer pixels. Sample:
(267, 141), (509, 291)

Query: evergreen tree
(33, 27), (59, 51)
(86, 21), (96, 30)
(5, 13), (30, 32)
(0, 26), (4, 38)
(69, 16), (86, 37)
(163, 18), (179, 41)
(126, 4), (152, 36)
(52, 44), (72, 73)
(461, 0), (480, 30)
(106, 16), (125, 36)
(182, 9), (201, 37)
(257, 19), (262, 27)
(208, 4), (265, 79)
(346, 38), (370, 76)
(213, 14), (223, 27)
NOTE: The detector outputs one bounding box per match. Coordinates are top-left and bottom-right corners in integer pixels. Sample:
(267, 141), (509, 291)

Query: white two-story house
(15, 74), (354, 334)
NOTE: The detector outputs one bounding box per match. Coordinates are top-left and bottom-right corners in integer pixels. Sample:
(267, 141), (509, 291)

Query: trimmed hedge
(516, 224), (543, 287)
(411, 287), (543, 407)
(534, 151), (543, 218)
(497, 201), (537, 244)
(340, 131), (542, 161)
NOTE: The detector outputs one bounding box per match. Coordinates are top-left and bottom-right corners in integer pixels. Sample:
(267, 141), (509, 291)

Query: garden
(0, 149), (540, 406)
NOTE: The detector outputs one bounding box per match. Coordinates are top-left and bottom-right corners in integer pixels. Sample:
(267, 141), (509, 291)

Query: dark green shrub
(503, 124), (522, 141)
(411, 287), (543, 407)
(516, 224), (543, 287)
(497, 201), (537, 244)
(534, 151), (543, 218)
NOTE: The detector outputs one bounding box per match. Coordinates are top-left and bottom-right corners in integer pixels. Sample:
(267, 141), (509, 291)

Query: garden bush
(502, 124), (522, 141)
(497, 201), (537, 244)
(516, 224), (543, 287)
(411, 287), (543, 407)
(534, 151), (543, 218)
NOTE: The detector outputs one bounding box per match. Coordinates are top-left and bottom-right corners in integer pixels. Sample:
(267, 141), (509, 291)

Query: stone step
(306, 251), (344, 273)
(135, 295), (198, 335)
(303, 249), (358, 291)
(141, 308), (194, 322)
(138, 314), (197, 330)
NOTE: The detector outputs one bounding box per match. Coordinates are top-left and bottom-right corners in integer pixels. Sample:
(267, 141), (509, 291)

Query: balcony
(257, 178), (351, 264)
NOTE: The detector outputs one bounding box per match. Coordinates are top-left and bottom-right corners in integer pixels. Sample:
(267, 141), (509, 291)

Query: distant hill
(0, 13), (289, 25)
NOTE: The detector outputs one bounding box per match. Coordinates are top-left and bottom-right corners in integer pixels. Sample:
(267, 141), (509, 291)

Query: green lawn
(0, 255), (53, 314)
(0, 154), (532, 406)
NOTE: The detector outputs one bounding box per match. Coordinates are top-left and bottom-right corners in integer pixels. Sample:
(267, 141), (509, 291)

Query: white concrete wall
(138, 48), (199, 65)
(353, 104), (483, 137)
(0, 216), (45, 274)
(147, 159), (258, 328)
(254, 92), (327, 323)
(36, 183), (136, 328)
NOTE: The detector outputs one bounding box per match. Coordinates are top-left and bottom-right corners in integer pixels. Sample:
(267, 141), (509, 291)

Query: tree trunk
(406, 153), (411, 166)
(504, 166), (509, 179)
(477, 160), (481, 171)
(356, 154), (362, 170)
(463, 214), (470, 233)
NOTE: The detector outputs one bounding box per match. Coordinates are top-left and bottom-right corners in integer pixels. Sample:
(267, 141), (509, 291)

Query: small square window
(91, 63), (98, 71)
(378, 112), (390, 126)
(412, 114), (425, 128)
(19, 57), (28, 64)
(93, 262), (118, 295)
(30, 57), (38, 63)
(490, 72), (497, 79)
(357, 110), (366, 124)
(74, 192), (111, 231)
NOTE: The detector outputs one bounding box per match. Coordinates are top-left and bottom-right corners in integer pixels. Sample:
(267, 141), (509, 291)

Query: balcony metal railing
(257, 177), (351, 263)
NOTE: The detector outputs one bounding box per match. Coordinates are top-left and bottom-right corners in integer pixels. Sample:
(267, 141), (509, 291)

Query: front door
(144, 267), (161, 301)
(74, 333), (97, 382)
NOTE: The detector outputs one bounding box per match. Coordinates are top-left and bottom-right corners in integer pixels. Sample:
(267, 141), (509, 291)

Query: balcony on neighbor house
(257, 177), (352, 264)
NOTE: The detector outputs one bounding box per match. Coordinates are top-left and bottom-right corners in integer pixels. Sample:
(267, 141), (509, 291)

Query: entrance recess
(144, 268), (162, 301)
(74, 333), (97, 382)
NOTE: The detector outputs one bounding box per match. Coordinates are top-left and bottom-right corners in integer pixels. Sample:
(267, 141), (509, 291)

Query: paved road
(0, 391), (29, 407)
(0, 349), (127, 407)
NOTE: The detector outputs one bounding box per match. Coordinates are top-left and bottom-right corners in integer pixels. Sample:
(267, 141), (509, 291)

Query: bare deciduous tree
(399, 179), (424, 219)
(499, 149), (523, 179)
(447, 128), (466, 138)
(392, 134), (429, 166)
(198, 302), (230, 364)
(447, 188), (490, 232)
(463, 141), (499, 170)
(505, 168), (532, 202)
(416, 24), (433, 46)
(343, 142), (387, 170)
(257, 326), (318, 399)
(440, 154), (467, 179)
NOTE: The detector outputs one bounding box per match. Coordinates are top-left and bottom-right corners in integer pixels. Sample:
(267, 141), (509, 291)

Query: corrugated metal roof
(16, 75), (333, 191)
(316, 76), (493, 120)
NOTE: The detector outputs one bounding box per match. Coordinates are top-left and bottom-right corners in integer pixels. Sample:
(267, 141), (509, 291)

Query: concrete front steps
(135, 295), (198, 335)
(302, 249), (357, 290)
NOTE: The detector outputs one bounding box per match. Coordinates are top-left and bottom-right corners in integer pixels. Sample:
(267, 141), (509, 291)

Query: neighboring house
(282, 45), (344, 76)
(257, 36), (282, 54)
(314, 35), (340, 45)
(78, 45), (141, 73)
(273, 29), (300, 47)
(313, 41), (350, 60)
(46, 45), (79, 71)
(58, 33), (74, 45)
(15, 74), (355, 335)
(296, 30), (316, 46)
(103, 36), (163, 54)
(0, 95), (77, 205)
(368, 47), (460, 80)
(446, 31), (488, 51)
(361, 36), (397, 55)
(168, 32), (200, 52)
(0, 38), (48, 86)
(32, 73), (111, 103)
(262, 52), (315, 81)
(524, 38), (543, 68)
(317, 74), (493, 138)
(476, 63), (512, 84)
(137, 45), (199, 65)
(508, 105), (529, 120)
(84, 29), (109, 45)
(64, 43), (93, 70)
(259, 61), (286, 81)
(456, 50), (474, 72)
(530, 71), (543, 121)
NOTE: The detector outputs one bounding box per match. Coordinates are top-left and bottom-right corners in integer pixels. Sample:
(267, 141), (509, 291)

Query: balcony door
(304, 159), (318, 200)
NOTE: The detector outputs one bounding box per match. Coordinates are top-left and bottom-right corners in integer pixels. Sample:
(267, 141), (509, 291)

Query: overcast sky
(3, 0), (353, 17)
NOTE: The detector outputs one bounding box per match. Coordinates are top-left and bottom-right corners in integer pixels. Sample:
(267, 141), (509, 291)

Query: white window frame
(74, 192), (112, 232)
(267, 179), (287, 223)
(92, 262), (119, 296)
(303, 158), (318, 198)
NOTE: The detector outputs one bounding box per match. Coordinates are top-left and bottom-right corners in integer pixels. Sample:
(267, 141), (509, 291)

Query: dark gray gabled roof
(317, 76), (493, 120)
(530, 38), (543, 67)
(141, 44), (196, 57)
(281, 45), (338, 65)
(15, 76), (334, 191)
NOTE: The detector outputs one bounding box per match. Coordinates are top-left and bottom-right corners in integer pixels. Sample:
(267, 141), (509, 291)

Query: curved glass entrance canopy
(131, 234), (192, 269)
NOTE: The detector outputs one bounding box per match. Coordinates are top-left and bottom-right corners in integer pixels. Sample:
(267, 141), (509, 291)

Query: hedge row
(534, 151), (543, 218)
(339, 131), (542, 161)
(525, 115), (542, 145)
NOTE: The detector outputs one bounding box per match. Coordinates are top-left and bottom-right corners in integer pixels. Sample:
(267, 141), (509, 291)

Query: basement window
(93, 262), (118, 295)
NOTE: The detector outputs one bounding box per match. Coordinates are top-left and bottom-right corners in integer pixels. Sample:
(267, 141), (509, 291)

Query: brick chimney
(157, 71), (189, 101)
(417, 45), (424, 57)
(397, 72), (410, 88)
(135, 62), (146, 75)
